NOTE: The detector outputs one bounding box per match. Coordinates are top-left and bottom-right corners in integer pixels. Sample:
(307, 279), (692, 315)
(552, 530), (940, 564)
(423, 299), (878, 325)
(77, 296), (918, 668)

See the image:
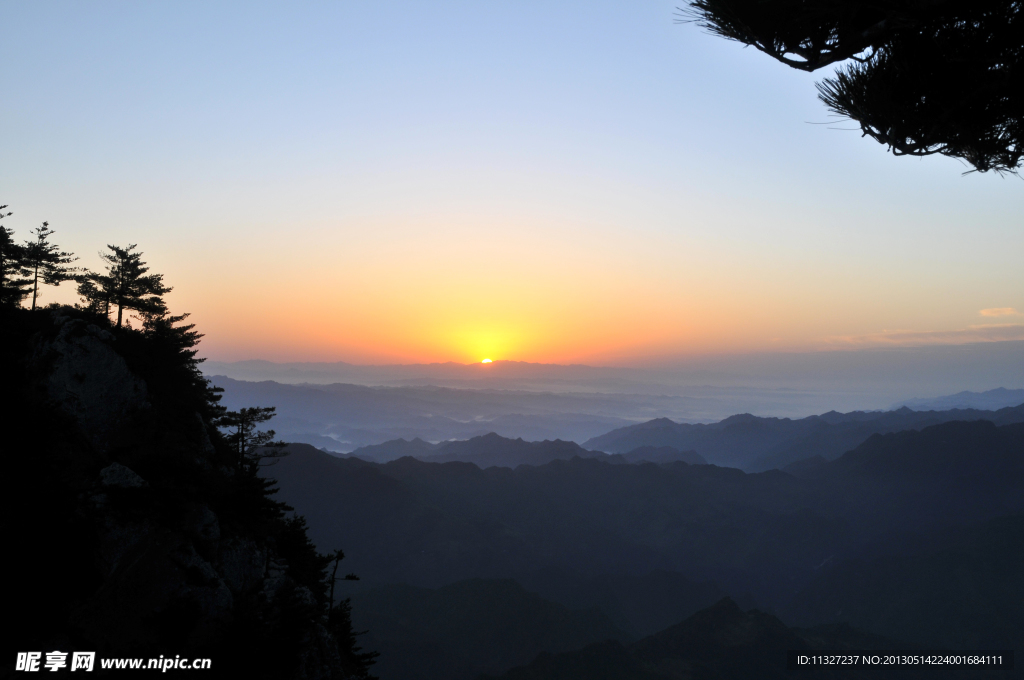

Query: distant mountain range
(894, 386), (1024, 411)
(584, 404), (1024, 471)
(208, 375), (693, 451)
(609, 445), (706, 466)
(346, 433), (601, 466)
(210, 371), (1024, 456)
(229, 365), (1024, 472)
(344, 433), (705, 468)
(204, 342), (1024, 412)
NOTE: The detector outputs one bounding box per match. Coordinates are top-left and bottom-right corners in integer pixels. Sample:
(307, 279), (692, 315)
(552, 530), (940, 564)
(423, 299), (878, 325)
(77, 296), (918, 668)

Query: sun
(481, 358), (492, 364)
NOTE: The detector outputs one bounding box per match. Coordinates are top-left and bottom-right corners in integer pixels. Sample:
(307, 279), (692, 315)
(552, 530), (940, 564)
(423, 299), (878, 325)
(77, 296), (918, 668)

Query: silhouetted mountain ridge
(801, 421), (1024, 535)
(609, 446), (706, 466)
(346, 433), (706, 468)
(584, 403), (1024, 471)
(895, 387), (1024, 411)
(347, 436), (442, 462)
(346, 432), (608, 468)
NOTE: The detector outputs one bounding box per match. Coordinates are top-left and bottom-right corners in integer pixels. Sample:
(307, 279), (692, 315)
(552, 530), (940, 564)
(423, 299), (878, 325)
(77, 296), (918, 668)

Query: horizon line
(201, 337), (1024, 370)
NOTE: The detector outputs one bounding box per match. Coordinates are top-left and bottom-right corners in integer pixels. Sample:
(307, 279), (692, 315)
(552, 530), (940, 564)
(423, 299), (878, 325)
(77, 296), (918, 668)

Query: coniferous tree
(0, 205), (30, 307)
(21, 222), (78, 309)
(75, 273), (113, 317)
(684, 0), (1023, 174)
(218, 406), (289, 474)
(79, 244), (171, 327)
(142, 310), (204, 364)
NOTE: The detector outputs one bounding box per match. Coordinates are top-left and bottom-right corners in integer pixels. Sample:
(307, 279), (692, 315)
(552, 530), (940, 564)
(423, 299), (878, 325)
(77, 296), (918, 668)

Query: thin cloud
(821, 324), (1024, 348)
(979, 307), (1021, 317)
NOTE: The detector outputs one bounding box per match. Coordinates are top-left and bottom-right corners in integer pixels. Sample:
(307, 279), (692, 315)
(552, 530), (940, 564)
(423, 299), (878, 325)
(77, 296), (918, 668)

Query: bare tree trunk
(330, 555), (341, 611)
(31, 263), (39, 310)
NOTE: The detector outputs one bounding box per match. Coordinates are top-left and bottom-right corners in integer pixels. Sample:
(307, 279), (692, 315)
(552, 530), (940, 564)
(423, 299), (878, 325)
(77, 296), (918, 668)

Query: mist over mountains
(209, 371), (1024, 456)
(209, 375), (656, 451)
(894, 387), (1024, 411)
(206, 340), (1024, 411)
(213, 364), (1024, 473)
(207, 346), (1024, 456)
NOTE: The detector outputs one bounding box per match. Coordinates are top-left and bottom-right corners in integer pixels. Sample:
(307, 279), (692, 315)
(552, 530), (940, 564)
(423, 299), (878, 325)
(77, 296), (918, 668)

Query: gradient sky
(3, 1), (1022, 365)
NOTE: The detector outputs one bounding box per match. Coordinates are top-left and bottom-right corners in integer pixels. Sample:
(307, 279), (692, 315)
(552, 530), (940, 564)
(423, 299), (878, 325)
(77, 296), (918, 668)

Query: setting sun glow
(481, 358), (493, 364)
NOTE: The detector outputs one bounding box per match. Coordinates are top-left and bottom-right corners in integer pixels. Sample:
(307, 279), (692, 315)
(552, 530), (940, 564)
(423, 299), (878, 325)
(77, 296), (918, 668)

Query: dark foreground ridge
(350, 578), (631, 680)
(482, 597), (994, 680)
(3, 305), (375, 678)
(264, 427), (1024, 677)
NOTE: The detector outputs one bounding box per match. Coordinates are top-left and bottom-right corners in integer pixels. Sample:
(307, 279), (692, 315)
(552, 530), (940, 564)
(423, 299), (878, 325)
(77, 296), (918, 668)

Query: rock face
(71, 527), (237, 653)
(100, 462), (148, 488)
(9, 308), (367, 680)
(40, 315), (149, 451)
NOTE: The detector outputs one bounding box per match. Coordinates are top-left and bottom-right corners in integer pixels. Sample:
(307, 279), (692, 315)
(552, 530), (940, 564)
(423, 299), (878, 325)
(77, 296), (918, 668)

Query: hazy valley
(207, 358), (1024, 454)
(204, 361), (1024, 678)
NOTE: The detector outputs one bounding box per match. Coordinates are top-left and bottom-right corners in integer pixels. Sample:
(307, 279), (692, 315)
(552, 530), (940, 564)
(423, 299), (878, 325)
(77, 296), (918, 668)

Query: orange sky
(6, 3), (1022, 366)
(31, 204), (1024, 366)
(109, 212), (1020, 365)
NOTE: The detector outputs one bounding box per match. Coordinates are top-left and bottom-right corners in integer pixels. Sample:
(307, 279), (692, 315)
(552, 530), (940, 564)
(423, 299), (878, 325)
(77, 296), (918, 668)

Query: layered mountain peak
(634, 597), (803, 661)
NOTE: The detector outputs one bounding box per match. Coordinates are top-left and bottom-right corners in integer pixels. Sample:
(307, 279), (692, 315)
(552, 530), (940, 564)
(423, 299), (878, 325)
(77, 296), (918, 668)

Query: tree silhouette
(327, 548), (360, 612)
(683, 0), (1023, 174)
(0, 205), (30, 307)
(79, 244), (171, 327)
(324, 548), (377, 677)
(218, 406), (289, 474)
(22, 222), (78, 310)
(75, 273), (113, 317)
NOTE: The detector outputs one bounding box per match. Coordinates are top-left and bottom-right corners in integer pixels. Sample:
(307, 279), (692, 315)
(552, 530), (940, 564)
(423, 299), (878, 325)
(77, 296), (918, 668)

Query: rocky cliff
(4, 306), (374, 679)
